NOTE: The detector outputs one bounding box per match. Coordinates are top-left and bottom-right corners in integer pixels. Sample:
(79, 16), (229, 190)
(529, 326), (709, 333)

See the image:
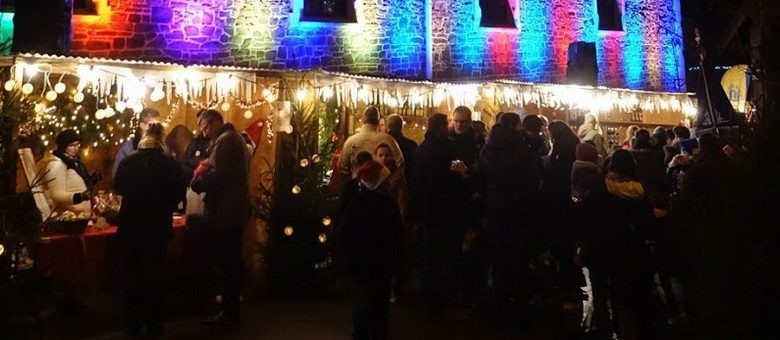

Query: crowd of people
(38, 103), (757, 339)
(337, 106), (756, 340)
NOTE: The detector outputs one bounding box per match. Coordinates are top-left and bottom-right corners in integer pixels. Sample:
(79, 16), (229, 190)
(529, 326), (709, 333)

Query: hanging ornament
(132, 102), (144, 113)
(45, 90), (57, 102)
(54, 82), (67, 94)
(284, 226), (294, 236)
(221, 101), (231, 112)
(104, 107), (116, 118)
(321, 216), (332, 227)
(150, 87), (165, 102)
(73, 91), (85, 103)
(21, 83), (34, 95)
(243, 110), (253, 119)
(4, 79), (15, 91)
(299, 158), (309, 168)
(318, 234), (327, 243)
(291, 185), (301, 195)
(95, 109), (106, 120)
(115, 101), (127, 112)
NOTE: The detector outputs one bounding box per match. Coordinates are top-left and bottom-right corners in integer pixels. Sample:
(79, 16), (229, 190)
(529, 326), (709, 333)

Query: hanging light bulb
(150, 87), (165, 102)
(132, 102), (144, 113)
(318, 234), (327, 243)
(115, 101), (126, 112)
(284, 226), (294, 236)
(4, 79), (15, 91)
(104, 107), (116, 118)
(321, 216), (332, 227)
(73, 91), (85, 103)
(21, 83), (34, 95)
(45, 90), (57, 102)
(291, 185), (301, 195)
(221, 101), (231, 112)
(299, 158), (309, 168)
(243, 110), (253, 119)
(95, 109), (106, 120)
(322, 86), (333, 100)
(54, 82), (67, 94)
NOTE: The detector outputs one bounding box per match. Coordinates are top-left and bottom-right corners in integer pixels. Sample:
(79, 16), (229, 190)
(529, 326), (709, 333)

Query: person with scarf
(45, 129), (101, 217)
(114, 123), (186, 336)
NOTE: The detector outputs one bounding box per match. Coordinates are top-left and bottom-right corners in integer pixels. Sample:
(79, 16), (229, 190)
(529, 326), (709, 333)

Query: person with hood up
(342, 159), (401, 340)
(114, 123), (186, 336)
(571, 142), (603, 203)
(45, 129), (101, 218)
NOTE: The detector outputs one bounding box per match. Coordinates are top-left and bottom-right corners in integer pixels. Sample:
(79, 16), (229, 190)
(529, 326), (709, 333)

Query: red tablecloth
(35, 216), (189, 294)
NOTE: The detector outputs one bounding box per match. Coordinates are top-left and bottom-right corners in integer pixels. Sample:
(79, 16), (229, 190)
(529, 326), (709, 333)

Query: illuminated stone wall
(70, 0), (428, 78)
(432, 0), (686, 92)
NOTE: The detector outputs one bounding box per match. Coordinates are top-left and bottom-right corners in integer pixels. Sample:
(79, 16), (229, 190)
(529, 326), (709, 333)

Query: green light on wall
(0, 12), (13, 54)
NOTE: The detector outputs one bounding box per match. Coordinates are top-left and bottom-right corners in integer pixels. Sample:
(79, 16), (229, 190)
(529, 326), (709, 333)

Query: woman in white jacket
(44, 129), (100, 217)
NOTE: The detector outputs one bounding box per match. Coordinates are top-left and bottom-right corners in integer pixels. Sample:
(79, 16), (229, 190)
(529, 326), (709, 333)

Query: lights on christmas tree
(21, 83), (34, 95)
(243, 110), (253, 119)
(54, 82), (66, 94)
(291, 185), (301, 195)
(73, 92), (85, 103)
(284, 226), (294, 236)
(318, 234), (327, 243)
(221, 101), (231, 112)
(45, 90), (57, 101)
(311, 154), (320, 163)
(299, 158), (309, 168)
(321, 216), (332, 227)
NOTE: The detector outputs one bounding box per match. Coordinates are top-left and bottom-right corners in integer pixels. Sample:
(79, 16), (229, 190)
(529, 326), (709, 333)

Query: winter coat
(477, 125), (541, 223)
(191, 124), (251, 230)
(577, 124), (609, 157)
(630, 148), (668, 210)
(571, 160), (603, 201)
(390, 131), (418, 178)
(112, 138), (137, 176)
(541, 144), (578, 209)
(114, 148), (186, 243)
(181, 135), (212, 183)
(410, 136), (461, 228)
(579, 173), (655, 279)
(449, 129), (480, 168)
(342, 187), (401, 279)
(338, 124), (405, 176)
(44, 155), (92, 216)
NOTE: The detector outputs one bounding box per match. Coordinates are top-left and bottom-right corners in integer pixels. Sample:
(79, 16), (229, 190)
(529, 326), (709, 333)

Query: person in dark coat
(343, 159), (401, 340)
(522, 114), (551, 157)
(670, 132), (755, 338)
(386, 114), (417, 181)
(410, 113), (466, 314)
(478, 112), (542, 312)
(114, 123), (186, 336)
(630, 129), (668, 211)
(191, 109), (250, 325)
(578, 150), (662, 340)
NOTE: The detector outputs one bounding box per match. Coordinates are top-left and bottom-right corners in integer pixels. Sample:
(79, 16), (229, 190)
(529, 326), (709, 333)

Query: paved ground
(25, 286), (577, 340)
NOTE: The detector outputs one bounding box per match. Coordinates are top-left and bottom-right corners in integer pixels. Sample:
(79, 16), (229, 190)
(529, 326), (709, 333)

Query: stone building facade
(39, 0), (683, 92)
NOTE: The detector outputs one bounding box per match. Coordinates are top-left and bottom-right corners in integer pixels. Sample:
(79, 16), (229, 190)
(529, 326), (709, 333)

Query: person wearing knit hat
(114, 122), (186, 336)
(342, 157), (401, 340)
(44, 129), (99, 218)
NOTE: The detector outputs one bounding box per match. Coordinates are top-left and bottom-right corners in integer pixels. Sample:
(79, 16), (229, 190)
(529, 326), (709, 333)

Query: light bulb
(312, 154), (320, 163)
(115, 101), (126, 112)
(221, 102), (231, 112)
(322, 216), (332, 226)
(132, 103), (144, 113)
(296, 88), (306, 102)
(318, 234), (327, 243)
(291, 185), (301, 195)
(4, 79), (15, 91)
(45, 90), (57, 101)
(73, 92), (85, 103)
(299, 158), (309, 168)
(284, 226), (294, 236)
(243, 110), (253, 119)
(21, 83), (34, 95)
(95, 109), (105, 120)
(104, 107), (116, 118)
(150, 88), (165, 102)
(54, 82), (66, 94)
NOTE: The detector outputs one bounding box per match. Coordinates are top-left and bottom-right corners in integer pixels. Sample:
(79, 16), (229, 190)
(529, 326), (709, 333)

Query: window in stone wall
(302, 0), (357, 23)
(73, 0), (98, 15)
(1, 0), (97, 15)
(597, 0), (623, 31)
(479, 0), (516, 28)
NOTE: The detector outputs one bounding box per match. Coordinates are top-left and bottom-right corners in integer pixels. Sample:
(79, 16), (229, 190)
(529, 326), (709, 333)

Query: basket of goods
(48, 211), (91, 234)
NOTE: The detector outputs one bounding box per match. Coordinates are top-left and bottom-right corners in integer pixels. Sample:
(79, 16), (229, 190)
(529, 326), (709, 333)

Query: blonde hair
(138, 123), (165, 149)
